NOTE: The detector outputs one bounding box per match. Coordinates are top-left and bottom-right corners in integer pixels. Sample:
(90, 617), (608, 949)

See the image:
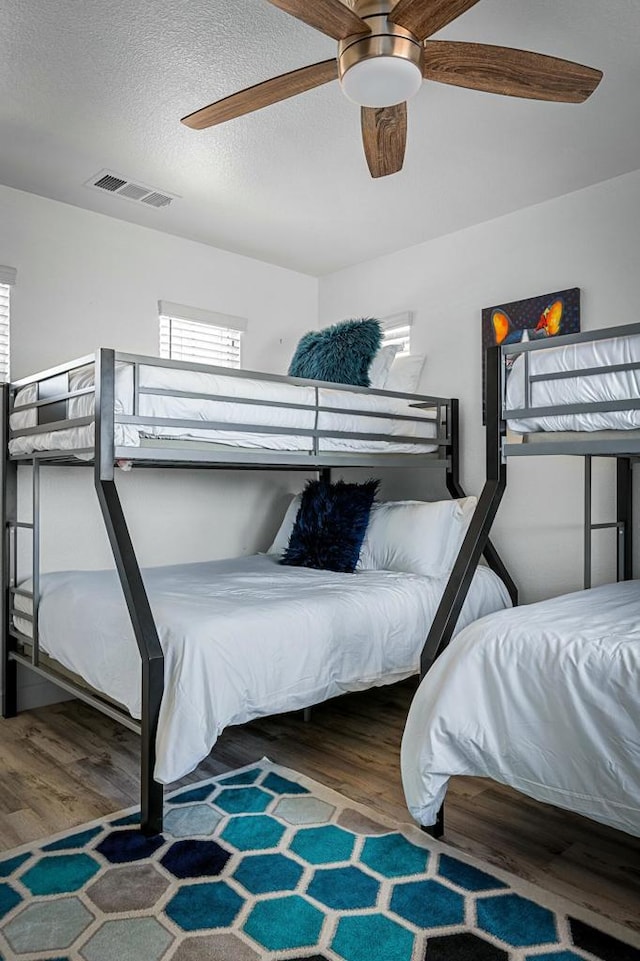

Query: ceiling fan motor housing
(339, 0), (424, 107)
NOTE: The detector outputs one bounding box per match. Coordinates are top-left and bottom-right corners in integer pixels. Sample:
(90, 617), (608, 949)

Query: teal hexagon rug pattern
(0, 760), (638, 961)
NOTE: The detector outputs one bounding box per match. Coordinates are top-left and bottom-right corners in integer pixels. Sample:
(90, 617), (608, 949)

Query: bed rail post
(420, 347), (511, 677)
(94, 350), (165, 836)
(2, 383), (17, 719)
(584, 456), (592, 590)
(617, 457), (633, 581)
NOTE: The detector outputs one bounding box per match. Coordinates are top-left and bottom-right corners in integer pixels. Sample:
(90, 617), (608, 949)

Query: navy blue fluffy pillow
(288, 318), (382, 387)
(281, 479), (379, 574)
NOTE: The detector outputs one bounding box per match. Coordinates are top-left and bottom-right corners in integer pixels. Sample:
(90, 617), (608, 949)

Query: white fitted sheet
(401, 580), (640, 837)
(14, 555), (510, 783)
(9, 363), (438, 457)
(506, 332), (640, 433)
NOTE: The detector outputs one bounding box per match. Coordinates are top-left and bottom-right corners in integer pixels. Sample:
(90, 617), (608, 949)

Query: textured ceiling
(1, 0), (639, 275)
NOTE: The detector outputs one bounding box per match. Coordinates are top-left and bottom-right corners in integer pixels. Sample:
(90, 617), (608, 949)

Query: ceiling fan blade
(361, 103), (407, 178)
(181, 60), (339, 130)
(423, 41), (603, 102)
(265, 0), (370, 41)
(389, 0), (481, 41)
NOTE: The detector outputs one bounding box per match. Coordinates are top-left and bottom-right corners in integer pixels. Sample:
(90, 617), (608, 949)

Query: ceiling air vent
(118, 183), (150, 201)
(141, 191), (173, 208)
(85, 170), (178, 209)
(94, 173), (127, 192)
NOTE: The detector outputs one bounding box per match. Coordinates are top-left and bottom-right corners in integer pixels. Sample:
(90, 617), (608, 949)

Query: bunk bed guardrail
(8, 350), (453, 467)
(501, 320), (640, 457)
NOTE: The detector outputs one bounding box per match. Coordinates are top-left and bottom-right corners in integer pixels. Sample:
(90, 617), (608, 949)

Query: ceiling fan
(181, 0), (603, 179)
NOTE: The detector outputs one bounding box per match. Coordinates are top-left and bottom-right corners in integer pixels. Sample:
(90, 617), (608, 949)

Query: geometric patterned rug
(1, 760), (639, 961)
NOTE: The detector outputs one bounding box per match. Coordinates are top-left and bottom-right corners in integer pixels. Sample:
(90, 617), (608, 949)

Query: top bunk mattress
(505, 331), (640, 434)
(9, 362), (439, 457)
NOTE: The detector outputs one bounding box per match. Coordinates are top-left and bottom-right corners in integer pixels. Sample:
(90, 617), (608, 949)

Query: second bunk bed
(402, 322), (640, 839)
(2, 348), (515, 834)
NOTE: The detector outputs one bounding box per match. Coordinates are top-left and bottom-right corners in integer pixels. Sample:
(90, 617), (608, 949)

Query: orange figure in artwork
(535, 299), (563, 336)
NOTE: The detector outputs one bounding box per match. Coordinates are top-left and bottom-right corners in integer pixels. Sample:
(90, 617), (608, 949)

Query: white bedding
(14, 555), (510, 783)
(401, 580), (640, 837)
(9, 362), (438, 457)
(506, 331), (640, 433)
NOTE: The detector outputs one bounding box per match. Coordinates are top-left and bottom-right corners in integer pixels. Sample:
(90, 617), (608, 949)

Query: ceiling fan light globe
(340, 56), (422, 107)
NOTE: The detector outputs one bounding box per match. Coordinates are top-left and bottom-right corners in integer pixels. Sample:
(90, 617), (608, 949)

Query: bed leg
(2, 655), (17, 718)
(303, 706), (312, 723)
(141, 654), (164, 836)
(422, 803), (445, 840)
(142, 777), (164, 837)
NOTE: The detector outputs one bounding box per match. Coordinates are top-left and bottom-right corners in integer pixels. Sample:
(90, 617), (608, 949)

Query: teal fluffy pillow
(288, 318), (382, 387)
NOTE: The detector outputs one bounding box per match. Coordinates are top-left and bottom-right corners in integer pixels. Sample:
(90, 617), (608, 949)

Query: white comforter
(401, 580), (640, 837)
(16, 555), (510, 783)
(506, 331), (640, 433)
(9, 362), (437, 456)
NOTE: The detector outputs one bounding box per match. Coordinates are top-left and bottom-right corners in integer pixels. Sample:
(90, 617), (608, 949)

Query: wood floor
(1, 680), (639, 933)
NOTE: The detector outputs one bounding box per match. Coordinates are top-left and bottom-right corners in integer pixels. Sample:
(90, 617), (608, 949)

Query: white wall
(320, 169), (640, 603)
(0, 185), (318, 707)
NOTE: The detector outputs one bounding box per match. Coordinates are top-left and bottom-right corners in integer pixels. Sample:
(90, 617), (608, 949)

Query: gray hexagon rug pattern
(0, 760), (638, 961)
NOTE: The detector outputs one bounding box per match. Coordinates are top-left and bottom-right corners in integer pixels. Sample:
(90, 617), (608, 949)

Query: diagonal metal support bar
(94, 349), (164, 835)
(94, 478), (164, 834)
(420, 346), (513, 677)
(415, 349), (514, 837)
(420, 477), (507, 676)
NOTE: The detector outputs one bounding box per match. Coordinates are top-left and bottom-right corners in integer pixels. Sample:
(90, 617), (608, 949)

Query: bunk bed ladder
(1, 385), (17, 719)
(94, 349), (165, 836)
(583, 455), (634, 589)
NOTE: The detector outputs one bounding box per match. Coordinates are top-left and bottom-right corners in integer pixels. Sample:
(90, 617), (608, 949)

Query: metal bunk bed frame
(496, 322), (638, 590)
(2, 347), (515, 835)
(419, 325), (640, 839)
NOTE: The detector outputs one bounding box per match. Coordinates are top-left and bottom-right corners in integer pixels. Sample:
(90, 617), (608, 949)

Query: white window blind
(158, 301), (246, 369)
(0, 281), (12, 383)
(381, 311), (412, 357)
(159, 315), (242, 368)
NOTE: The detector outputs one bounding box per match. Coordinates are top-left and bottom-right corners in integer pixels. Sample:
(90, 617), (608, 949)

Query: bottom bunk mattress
(14, 554), (510, 783)
(401, 580), (640, 837)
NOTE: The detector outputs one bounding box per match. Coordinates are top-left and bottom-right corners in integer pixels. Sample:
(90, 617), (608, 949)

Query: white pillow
(267, 494), (301, 555)
(385, 354), (426, 394)
(358, 497), (477, 577)
(368, 344), (399, 389)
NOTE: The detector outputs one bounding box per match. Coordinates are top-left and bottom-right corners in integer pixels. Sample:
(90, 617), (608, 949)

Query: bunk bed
(402, 323), (640, 838)
(1, 348), (516, 835)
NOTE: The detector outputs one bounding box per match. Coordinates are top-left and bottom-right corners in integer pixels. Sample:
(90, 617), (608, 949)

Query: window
(0, 266), (16, 383)
(158, 301), (246, 369)
(381, 311), (412, 358)
(160, 316), (242, 368)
